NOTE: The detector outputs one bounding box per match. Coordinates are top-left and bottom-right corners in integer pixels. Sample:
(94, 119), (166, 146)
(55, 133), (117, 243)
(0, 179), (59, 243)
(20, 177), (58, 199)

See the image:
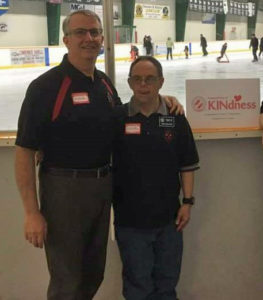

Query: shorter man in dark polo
(112, 56), (199, 300)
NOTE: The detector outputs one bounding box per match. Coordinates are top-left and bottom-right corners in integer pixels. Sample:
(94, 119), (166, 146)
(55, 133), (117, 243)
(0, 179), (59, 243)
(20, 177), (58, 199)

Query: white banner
(11, 49), (45, 65)
(48, 0), (63, 3)
(134, 3), (170, 19)
(70, 3), (103, 23)
(186, 78), (260, 130)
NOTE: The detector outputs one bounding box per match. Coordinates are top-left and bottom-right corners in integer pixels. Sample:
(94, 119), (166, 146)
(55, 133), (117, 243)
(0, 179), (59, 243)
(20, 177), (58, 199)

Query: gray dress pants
(39, 169), (112, 300)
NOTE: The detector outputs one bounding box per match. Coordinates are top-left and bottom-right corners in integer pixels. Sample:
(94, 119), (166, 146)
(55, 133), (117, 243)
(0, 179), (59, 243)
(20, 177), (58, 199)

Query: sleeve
(177, 115), (200, 172)
(15, 80), (47, 150)
(102, 74), (122, 106)
(260, 101), (263, 114)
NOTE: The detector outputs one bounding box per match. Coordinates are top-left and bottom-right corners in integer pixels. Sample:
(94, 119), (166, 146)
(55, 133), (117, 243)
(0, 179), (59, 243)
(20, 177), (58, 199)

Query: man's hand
(163, 96), (185, 115)
(176, 204), (191, 231)
(24, 212), (47, 248)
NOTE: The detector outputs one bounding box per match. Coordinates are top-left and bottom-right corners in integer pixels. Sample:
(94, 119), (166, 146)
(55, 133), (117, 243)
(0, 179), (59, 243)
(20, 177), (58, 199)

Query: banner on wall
(0, 0), (9, 16)
(70, 3), (103, 22)
(134, 3), (170, 19)
(188, 0), (255, 16)
(186, 79), (260, 130)
(10, 49), (45, 66)
(202, 13), (216, 24)
(47, 0), (63, 3)
(65, 0), (102, 4)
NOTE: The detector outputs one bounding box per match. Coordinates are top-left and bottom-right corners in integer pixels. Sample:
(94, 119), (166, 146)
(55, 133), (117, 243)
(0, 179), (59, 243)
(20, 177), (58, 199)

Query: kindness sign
(186, 78), (260, 130)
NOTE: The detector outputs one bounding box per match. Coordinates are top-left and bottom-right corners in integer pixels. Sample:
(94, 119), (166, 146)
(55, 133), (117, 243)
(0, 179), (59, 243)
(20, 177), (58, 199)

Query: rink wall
(1, 134), (263, 300)
(0, 39), (251, 69)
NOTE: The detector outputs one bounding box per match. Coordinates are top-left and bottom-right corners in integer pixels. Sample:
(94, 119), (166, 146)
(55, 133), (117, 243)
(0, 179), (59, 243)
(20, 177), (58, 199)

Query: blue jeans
(116, 224), (183, 300)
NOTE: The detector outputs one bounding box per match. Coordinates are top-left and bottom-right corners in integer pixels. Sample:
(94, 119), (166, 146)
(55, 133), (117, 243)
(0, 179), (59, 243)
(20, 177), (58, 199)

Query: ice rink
(0, 50), (262, 131)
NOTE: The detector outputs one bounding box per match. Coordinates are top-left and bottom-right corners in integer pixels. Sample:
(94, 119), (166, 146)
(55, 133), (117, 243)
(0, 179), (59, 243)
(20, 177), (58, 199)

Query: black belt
(41, 165), (110, 179)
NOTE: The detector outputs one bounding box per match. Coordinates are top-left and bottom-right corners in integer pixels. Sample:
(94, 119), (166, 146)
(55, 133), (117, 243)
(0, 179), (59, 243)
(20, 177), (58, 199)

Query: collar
(60, 54), (101, 81)
(128, 95), (168, 117)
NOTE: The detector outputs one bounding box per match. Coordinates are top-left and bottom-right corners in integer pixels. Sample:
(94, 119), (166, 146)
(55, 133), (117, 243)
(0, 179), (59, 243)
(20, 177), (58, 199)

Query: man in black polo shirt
(15, 10), (183, 300)
(113, 56), (199, 300)
(15, 10), (121, 300)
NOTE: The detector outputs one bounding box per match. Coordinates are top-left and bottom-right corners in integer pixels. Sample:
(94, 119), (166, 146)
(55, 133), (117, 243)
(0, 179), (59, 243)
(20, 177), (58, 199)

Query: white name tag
(72, 93), (90, 105)
(125, 123), (141, 135)
(159, 116), (175, 127)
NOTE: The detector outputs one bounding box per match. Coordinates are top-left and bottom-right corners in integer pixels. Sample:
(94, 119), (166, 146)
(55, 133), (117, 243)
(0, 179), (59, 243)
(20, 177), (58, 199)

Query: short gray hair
(63, 10), (102, 36)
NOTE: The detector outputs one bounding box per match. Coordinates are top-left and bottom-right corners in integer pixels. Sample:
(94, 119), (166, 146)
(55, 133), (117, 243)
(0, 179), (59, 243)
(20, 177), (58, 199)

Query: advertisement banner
(135, 3), (170, 19)
(11, 49), (45, 66)
(47, 0), (63, 3)
(188, 0), (253, 16)
(0, 0), (9, 16)
(186, 79), (260, 130)
(70, 3), (103, 22)
(65, 0), (102, 4)
(202, 13), (216, 24)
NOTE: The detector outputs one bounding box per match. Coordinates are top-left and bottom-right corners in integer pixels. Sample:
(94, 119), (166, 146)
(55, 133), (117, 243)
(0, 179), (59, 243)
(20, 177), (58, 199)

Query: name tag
(159, 116), (175, 128)
(125, 123), (141, 135)
(72, 93), (90, 105)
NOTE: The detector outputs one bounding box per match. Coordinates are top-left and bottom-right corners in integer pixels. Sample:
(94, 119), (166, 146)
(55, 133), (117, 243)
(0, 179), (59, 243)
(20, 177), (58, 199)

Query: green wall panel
(247, 0), (259, 38)
(176, 0), (188, 42)
(122, 0), (135, 26)
(46, 2), (61, 46)
(216, 14), (226, 40)
(121, 0), (135, 41)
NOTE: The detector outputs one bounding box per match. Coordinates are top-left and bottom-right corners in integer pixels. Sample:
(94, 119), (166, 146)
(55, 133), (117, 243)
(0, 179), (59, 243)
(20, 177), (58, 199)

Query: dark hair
(128, 56), (163, 77)
(63, 10), (102, 36)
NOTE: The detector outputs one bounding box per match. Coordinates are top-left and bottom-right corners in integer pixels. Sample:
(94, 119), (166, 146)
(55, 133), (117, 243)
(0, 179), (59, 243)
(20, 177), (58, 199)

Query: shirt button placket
(145, 119), (150, 135)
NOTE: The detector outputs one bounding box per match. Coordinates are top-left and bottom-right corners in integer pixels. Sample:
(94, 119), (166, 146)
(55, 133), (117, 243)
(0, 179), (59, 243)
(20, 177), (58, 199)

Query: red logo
(234, 95), (242, 101)
(164, 130), (173, 143)
(192, 97), (206, 112)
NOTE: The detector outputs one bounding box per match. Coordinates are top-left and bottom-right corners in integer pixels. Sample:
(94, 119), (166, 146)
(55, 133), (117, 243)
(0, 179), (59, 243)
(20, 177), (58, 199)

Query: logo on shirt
(159, 116), (175, 127)
(164, 130), (173, 143)
(72, 93), (90, 105)
(125, 123), (141, 135)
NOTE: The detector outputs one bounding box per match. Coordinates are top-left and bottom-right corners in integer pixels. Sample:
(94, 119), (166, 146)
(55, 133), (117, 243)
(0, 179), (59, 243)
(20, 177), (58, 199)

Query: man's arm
(176, 171), (194, 231)
(15, 146), (47, 248)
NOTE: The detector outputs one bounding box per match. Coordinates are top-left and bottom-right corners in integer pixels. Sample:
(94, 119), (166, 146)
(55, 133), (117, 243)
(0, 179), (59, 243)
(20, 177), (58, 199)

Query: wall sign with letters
(186, 78), (260, 130)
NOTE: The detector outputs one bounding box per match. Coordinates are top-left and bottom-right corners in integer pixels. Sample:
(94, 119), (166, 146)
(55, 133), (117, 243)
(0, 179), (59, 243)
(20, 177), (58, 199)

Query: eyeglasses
(129, 75), (160, 85)
(67, 28), (103, 38)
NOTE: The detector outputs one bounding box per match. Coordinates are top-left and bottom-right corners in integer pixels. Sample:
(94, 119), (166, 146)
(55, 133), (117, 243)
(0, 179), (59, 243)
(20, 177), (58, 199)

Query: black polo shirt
(112, 97), (199, 229)
(16, 54), (121, 169)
